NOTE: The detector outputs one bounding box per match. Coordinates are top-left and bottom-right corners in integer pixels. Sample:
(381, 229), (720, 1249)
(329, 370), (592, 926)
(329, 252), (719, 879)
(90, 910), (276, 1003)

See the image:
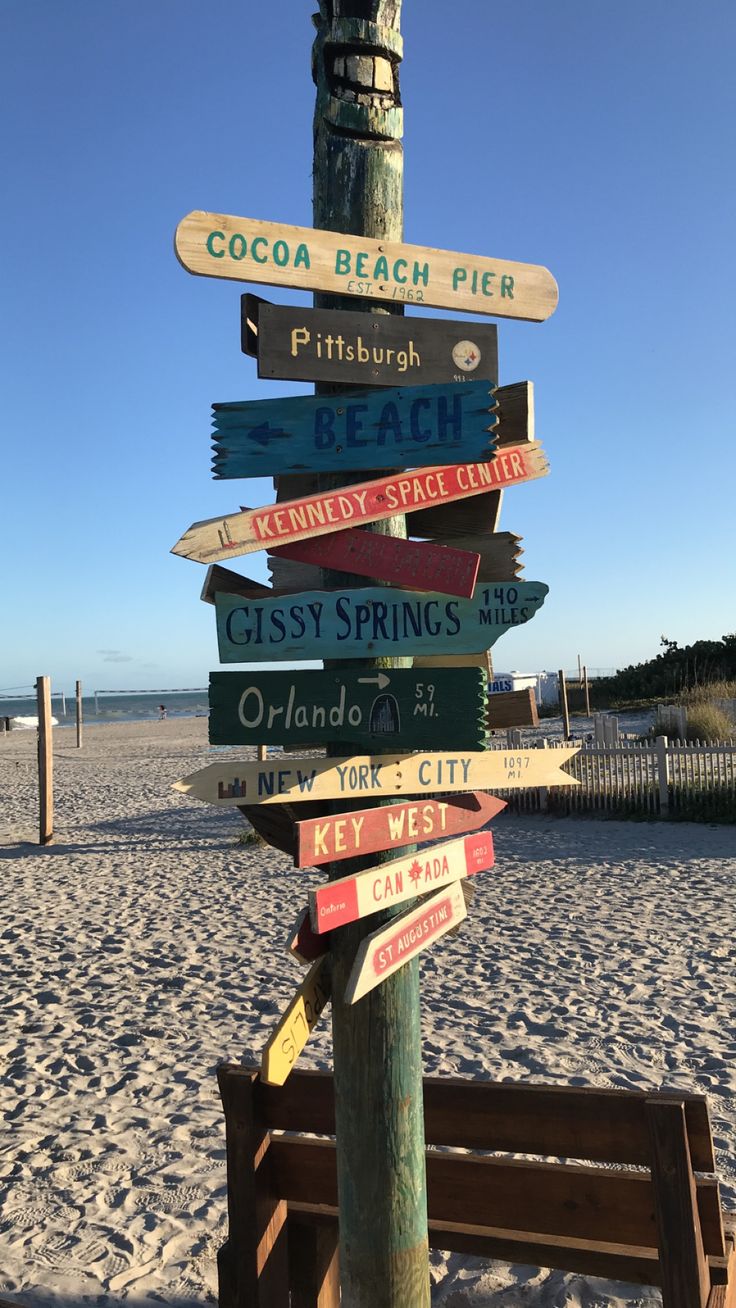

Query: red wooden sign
(344, 883), (467, 1004)
(310, 831), (494, 933)
(287, 906), (330, 965)
(270, 529), (480, 599)
(171, 442), (548, 564)
(294, 790), (506, 868)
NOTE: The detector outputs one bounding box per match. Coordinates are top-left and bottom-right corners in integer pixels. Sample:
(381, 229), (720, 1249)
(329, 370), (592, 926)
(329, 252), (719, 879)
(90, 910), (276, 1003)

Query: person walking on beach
(158, 704), (167, 720)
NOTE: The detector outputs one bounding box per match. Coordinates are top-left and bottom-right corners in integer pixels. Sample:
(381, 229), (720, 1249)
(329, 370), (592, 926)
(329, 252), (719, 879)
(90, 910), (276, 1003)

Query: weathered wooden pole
(312, 5), (430, 1304)
(76, 679), (83, 748)
(36, 675), (53, 845)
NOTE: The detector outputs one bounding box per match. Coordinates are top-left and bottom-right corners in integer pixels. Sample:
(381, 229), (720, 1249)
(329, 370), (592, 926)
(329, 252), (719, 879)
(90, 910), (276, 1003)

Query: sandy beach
(1, 717), (734, 1306)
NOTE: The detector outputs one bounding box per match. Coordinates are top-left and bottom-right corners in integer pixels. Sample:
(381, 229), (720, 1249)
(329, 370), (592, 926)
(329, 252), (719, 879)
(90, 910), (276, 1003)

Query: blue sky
(2, 1), (734, 695)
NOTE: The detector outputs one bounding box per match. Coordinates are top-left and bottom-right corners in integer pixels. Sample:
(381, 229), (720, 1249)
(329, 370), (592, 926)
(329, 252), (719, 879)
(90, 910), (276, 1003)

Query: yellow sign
(173, 748), (580, 807)
(260, 956), (331, 1087)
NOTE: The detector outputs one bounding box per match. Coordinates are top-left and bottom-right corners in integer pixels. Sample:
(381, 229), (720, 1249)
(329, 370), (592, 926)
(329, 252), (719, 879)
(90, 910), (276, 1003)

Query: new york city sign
(172, 747), (581, 807)
(211, 379), (497, 477)
(214, 582), (547, 662)
(208, 667), (487, 751)
(175, 212), (559, 321)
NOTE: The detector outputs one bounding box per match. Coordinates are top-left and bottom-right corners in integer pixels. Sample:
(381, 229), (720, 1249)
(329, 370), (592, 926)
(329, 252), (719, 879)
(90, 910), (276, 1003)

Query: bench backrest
(220, 1063), (715, 1169)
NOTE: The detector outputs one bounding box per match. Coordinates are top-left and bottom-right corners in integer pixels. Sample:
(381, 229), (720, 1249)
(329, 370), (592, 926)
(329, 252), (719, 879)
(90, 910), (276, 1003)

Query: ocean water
(0, 691), (208, 727)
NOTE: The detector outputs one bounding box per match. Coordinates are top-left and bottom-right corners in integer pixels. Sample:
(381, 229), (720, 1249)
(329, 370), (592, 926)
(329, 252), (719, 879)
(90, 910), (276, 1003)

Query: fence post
(583, 664), (591, 716)
(36, 675), (54, 845)
(76, 680), (83, 749)
(558, 669), (570, 740)
(656, 735), (670, 816)
(539, 740), (549, 812)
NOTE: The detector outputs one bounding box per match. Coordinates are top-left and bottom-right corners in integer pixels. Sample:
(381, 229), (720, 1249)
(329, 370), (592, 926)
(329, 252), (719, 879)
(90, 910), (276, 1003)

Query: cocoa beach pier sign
(175, 212), (559, 321)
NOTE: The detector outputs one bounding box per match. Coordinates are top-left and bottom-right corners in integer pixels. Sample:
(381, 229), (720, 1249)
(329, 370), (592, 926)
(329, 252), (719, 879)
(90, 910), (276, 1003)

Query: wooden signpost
(260, 955), (331, 1086)
(211, 379), (498, 477)
(310, 831), (494, 933)
(172, 442), (549, 565)
(209, 667), (488, 750)
(344, 882), (468, 1005)
(295, 791), (506, 868)
(242, 294), (499, 387)
(214, 582), (547, 662)
(172, 746), (580, 807)
(270, 530), (481, 599)
(175, 211), (559, 322)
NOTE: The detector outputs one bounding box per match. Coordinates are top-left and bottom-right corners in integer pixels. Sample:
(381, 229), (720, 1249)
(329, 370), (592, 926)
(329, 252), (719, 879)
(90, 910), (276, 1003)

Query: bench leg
(289, 1217), (340, 1308)
(218, 1067), (290, 1308)
(647, 1098), (711, 1308)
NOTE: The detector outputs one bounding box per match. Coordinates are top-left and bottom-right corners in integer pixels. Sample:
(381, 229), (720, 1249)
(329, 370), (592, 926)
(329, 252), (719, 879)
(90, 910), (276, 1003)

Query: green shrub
(682, 703), (735, 743)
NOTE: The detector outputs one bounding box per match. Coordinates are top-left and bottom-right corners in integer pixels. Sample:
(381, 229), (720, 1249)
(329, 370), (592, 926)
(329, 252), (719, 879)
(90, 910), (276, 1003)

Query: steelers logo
(451, 340), (481, 372)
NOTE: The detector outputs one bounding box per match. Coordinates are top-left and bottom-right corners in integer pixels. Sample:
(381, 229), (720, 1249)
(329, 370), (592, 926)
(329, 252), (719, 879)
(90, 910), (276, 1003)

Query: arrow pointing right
(357, 673), (391, 689)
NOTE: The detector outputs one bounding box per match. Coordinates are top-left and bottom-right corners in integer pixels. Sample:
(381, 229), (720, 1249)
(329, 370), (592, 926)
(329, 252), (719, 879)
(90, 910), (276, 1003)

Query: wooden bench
(216, 1064), (735, 1308)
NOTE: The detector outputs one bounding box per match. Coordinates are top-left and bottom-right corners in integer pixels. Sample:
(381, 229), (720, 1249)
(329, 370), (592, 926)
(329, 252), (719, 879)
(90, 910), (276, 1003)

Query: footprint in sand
(133, 1185), (206, 1216)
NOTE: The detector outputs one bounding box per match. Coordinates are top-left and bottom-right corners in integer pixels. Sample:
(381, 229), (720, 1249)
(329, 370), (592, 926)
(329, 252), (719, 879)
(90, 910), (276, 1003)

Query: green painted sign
(209, 668), (487, 751)
(214, 582), (548, 663)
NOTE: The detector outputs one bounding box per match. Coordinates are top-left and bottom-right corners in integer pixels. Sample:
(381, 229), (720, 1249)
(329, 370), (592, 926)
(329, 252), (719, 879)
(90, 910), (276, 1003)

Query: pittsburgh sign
(175, 211), (559, 321)
(208, 667), (487, 751)
(294, 791), (507, 868)
(242, 295), (499, 388)
(171, 442), (549, 564)
(172, 748), (581, 806)
(212, 380), (497, 477)
(310, 831), (495, 933)
(214, 583), (547, 662)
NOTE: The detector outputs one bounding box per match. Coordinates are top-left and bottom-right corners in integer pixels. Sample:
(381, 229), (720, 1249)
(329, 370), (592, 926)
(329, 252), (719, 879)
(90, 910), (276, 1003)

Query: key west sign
(175, 212), (559, 321)
(214, 583), (548, 661)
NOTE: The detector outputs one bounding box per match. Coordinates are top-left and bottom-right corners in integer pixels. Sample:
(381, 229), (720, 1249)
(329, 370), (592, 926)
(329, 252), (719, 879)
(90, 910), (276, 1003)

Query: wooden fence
(496, 737), (736, 821)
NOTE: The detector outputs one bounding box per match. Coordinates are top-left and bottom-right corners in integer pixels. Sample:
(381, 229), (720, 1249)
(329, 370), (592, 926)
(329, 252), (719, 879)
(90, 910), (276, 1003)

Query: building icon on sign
(369, 694), (401, 735)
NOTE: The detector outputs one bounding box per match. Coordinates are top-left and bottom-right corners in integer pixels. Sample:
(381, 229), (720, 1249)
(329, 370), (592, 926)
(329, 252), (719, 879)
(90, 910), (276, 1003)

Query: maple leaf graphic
(408, 860), (423, 886)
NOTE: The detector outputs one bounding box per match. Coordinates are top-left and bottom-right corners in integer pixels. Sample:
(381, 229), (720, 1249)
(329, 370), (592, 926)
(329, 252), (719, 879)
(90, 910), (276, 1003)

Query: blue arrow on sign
(211, 379), (498, 478)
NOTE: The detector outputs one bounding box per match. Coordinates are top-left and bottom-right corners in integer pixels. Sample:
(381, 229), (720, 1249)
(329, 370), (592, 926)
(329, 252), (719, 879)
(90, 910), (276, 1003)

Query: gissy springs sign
(214, 583), (548, 662)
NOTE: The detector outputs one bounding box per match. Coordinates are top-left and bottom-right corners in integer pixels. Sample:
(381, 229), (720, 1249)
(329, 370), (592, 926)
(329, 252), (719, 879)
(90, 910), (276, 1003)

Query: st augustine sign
(172, 747), (580, 806)
(175, 211), (559, 321)
(344, 883), (467, 1005)
(211, 379), (498, 477)
(209, 667), (487, 750)
(310, 832), (494, 932)
(214, 582), (548, 662)
(171, 442), (548, 564)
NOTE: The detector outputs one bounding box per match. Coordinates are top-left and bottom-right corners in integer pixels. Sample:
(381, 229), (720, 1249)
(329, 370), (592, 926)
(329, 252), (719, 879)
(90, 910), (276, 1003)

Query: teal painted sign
(211, 380), (497, 477)
(209, 668), (487, 750)
(214, 583), (547, 663)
